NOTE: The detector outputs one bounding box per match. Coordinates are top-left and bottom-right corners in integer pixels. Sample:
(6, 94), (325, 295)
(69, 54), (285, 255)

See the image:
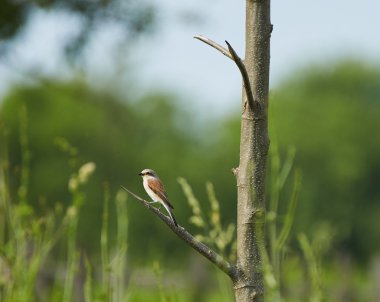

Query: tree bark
(234, 1), (271, 301)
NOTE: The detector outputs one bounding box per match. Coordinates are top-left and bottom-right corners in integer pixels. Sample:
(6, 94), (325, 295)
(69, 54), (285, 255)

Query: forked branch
(225, 41), (257, 113)
(194, 35), (257, 112)
(194, 35), (233, 60)
(120, 185), (238, 281)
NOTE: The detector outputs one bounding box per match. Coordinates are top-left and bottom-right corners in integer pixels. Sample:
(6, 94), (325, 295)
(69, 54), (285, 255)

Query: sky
(0, 0), (379, 115)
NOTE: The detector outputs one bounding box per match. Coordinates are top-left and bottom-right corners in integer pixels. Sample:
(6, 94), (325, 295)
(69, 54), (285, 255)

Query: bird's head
(139, 169), (157, 178)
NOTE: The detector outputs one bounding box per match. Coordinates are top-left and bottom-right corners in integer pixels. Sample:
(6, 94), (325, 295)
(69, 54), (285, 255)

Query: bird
(138, 169), (178, 227)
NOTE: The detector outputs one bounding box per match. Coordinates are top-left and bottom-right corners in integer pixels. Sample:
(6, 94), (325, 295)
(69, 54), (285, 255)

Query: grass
(0, 109), (377, 301)
(0, 111), (235, 301)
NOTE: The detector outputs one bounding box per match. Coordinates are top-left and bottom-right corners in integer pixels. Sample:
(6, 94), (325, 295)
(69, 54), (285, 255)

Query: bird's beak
(138, 172), (143, 176)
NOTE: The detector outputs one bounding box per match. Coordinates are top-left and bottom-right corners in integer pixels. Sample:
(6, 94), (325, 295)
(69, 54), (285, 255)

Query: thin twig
(225, 40), (256, 112)
(194, 35), (257, 112)
(120, 185), (238, 281)
(194, 35), (233, 60)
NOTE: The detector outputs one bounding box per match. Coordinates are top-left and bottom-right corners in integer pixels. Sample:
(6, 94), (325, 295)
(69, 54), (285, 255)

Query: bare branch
(194, 35), (233, 60)
(194, 35), (257, 113)
(120, 185), (238, 281)
(225, 40), (257, 112)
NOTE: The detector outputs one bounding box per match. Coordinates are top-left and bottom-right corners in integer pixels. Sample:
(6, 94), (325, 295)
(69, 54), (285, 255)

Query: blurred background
(0, 0), (379, 301)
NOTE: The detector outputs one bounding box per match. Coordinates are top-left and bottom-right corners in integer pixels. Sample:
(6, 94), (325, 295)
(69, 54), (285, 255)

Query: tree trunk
(234, 1), (271, 301)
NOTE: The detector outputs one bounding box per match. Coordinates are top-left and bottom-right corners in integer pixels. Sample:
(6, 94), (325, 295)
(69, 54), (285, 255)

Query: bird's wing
(147, 178), (174, 209)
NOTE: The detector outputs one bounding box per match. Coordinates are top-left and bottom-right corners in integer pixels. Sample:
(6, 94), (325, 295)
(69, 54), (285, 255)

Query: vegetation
(1, 60), (379, 300)
(0, 0), (155, 59)
(271, 61), (380, 261)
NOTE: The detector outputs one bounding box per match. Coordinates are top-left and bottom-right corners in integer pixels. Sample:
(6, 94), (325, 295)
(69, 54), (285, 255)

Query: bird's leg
(147, 200), (162, 211)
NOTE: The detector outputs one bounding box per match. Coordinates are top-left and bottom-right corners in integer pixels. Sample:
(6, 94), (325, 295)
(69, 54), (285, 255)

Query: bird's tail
(162, 202), (178, 227)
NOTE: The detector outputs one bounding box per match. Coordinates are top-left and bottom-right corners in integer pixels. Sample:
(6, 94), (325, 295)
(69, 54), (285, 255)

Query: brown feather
(147, 178), (174, 209)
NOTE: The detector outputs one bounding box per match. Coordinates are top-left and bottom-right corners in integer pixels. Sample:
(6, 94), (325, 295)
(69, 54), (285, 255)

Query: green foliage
(0, 79), (200, 262)
(298, 233), (322, 302)
(271, 60), (380, 260)
(177, 178), (235, 261)
(0, 0), (28, 39)
(0, 143), (133, 300)
(0, 0), (155, 58)
(259, 142), (302, 301)
(1, 59), (380, 300)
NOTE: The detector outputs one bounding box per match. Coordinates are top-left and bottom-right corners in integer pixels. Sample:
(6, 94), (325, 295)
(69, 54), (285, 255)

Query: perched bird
(138, 169), (178, 226)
